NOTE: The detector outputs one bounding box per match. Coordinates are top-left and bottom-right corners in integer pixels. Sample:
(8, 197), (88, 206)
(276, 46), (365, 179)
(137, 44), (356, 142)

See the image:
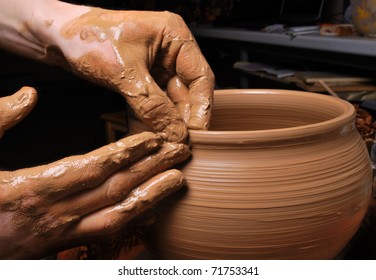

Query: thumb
(122, 77), (188, 143)
(0, 86), (38, 137)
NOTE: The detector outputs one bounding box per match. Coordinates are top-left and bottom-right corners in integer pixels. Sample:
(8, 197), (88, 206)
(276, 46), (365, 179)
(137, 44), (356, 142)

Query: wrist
(29, 0), (91, 65)
(0, 0), (90, 65)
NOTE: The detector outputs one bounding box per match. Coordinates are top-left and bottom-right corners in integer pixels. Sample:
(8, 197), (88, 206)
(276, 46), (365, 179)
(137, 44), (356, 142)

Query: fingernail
(16, 87), (36, 104)
(156, 132), (168, 140)
(16, 92), (29, 103)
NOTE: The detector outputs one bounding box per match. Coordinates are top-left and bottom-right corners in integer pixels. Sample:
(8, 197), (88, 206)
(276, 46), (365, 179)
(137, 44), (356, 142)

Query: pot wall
(136, 89), (373, 259)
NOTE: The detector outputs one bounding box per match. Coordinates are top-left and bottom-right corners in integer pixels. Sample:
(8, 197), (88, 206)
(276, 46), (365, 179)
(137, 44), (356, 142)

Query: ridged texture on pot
(139, 89), (373, 259)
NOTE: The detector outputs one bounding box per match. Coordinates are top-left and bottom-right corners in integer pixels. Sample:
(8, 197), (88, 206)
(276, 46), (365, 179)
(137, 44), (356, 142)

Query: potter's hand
(55, 9), (214, 142)
(0, 87), (190, 259)
(0, 1), (214, 142)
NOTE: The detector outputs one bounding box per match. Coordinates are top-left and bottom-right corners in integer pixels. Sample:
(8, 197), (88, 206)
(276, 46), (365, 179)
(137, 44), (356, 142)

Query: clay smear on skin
(59, 9), (138, 88)
(59, 9), (187, 142)
(0, 87), (37, 136)
(71, 142), (191, 259)
(0, 132), (161, 231)
(111, 169), (186, 215)
(145, 90), (373, 260)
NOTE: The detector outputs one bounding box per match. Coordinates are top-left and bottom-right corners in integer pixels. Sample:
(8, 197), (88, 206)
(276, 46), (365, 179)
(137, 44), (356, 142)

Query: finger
(0, 86), (37, 137)
(121, 74), (188, 143)
(41, 142), (191, 231)
(167, 75), (190, 124)
(150, 63), (173, 88)
(2, 132), (162, 201)
(175, 41), (215, 130)
(70, 169), (186, 238)
(102, 142), (190, 205)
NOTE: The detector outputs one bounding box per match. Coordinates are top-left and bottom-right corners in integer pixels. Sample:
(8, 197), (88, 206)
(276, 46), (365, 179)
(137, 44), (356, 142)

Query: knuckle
(102, 216), (122, 234)
(106, 180), (128, 205)
(164, 12), (191, 36)
(79, 169), (101, 189)
(208, 70), (216, 83)
(18, 191), (41, 214)
(165, 11), (184, 23)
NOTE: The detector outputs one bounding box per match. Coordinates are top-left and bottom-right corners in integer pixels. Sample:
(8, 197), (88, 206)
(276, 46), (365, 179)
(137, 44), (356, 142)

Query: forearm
(0, 0), (89, 64)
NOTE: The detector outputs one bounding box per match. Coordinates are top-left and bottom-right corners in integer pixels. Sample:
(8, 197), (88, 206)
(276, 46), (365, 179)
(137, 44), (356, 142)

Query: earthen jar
(131, 89), (373, 259)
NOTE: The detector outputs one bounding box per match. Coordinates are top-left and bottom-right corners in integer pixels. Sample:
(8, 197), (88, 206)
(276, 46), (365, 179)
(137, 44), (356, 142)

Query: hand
(0, 87), (191, 259)
(54, 8), (215, 142)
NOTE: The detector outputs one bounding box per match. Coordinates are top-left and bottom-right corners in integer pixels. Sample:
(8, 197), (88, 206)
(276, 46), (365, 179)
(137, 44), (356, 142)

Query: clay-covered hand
(0, 87), (191, 259)
(54, 8), (215, 142)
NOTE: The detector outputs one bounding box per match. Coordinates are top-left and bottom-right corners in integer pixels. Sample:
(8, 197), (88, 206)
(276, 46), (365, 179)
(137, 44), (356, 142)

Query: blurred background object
(351, 0), (376, 36)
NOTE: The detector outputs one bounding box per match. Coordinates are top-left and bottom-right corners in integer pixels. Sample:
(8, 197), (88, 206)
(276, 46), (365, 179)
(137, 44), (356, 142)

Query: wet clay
(57, 9), (210, 142)
(110, 169), (186, 216)
(57, 143), (190, 260)
(109, 142), (191, 191)
(140, 89), (373, 260)
(0, 87), (37, 138)
(166, 76), (190, 124)
(74, 141), (191, 216)
(72, 169), (187, 260)
(0, 132), (162, 236)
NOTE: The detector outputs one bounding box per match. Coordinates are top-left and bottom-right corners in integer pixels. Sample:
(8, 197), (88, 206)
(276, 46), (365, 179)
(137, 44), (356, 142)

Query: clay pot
(133, 89), (373, 259)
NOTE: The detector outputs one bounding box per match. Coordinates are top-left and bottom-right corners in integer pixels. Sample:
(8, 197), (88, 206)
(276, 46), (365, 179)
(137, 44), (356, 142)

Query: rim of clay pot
(188, 89), (356, 145)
